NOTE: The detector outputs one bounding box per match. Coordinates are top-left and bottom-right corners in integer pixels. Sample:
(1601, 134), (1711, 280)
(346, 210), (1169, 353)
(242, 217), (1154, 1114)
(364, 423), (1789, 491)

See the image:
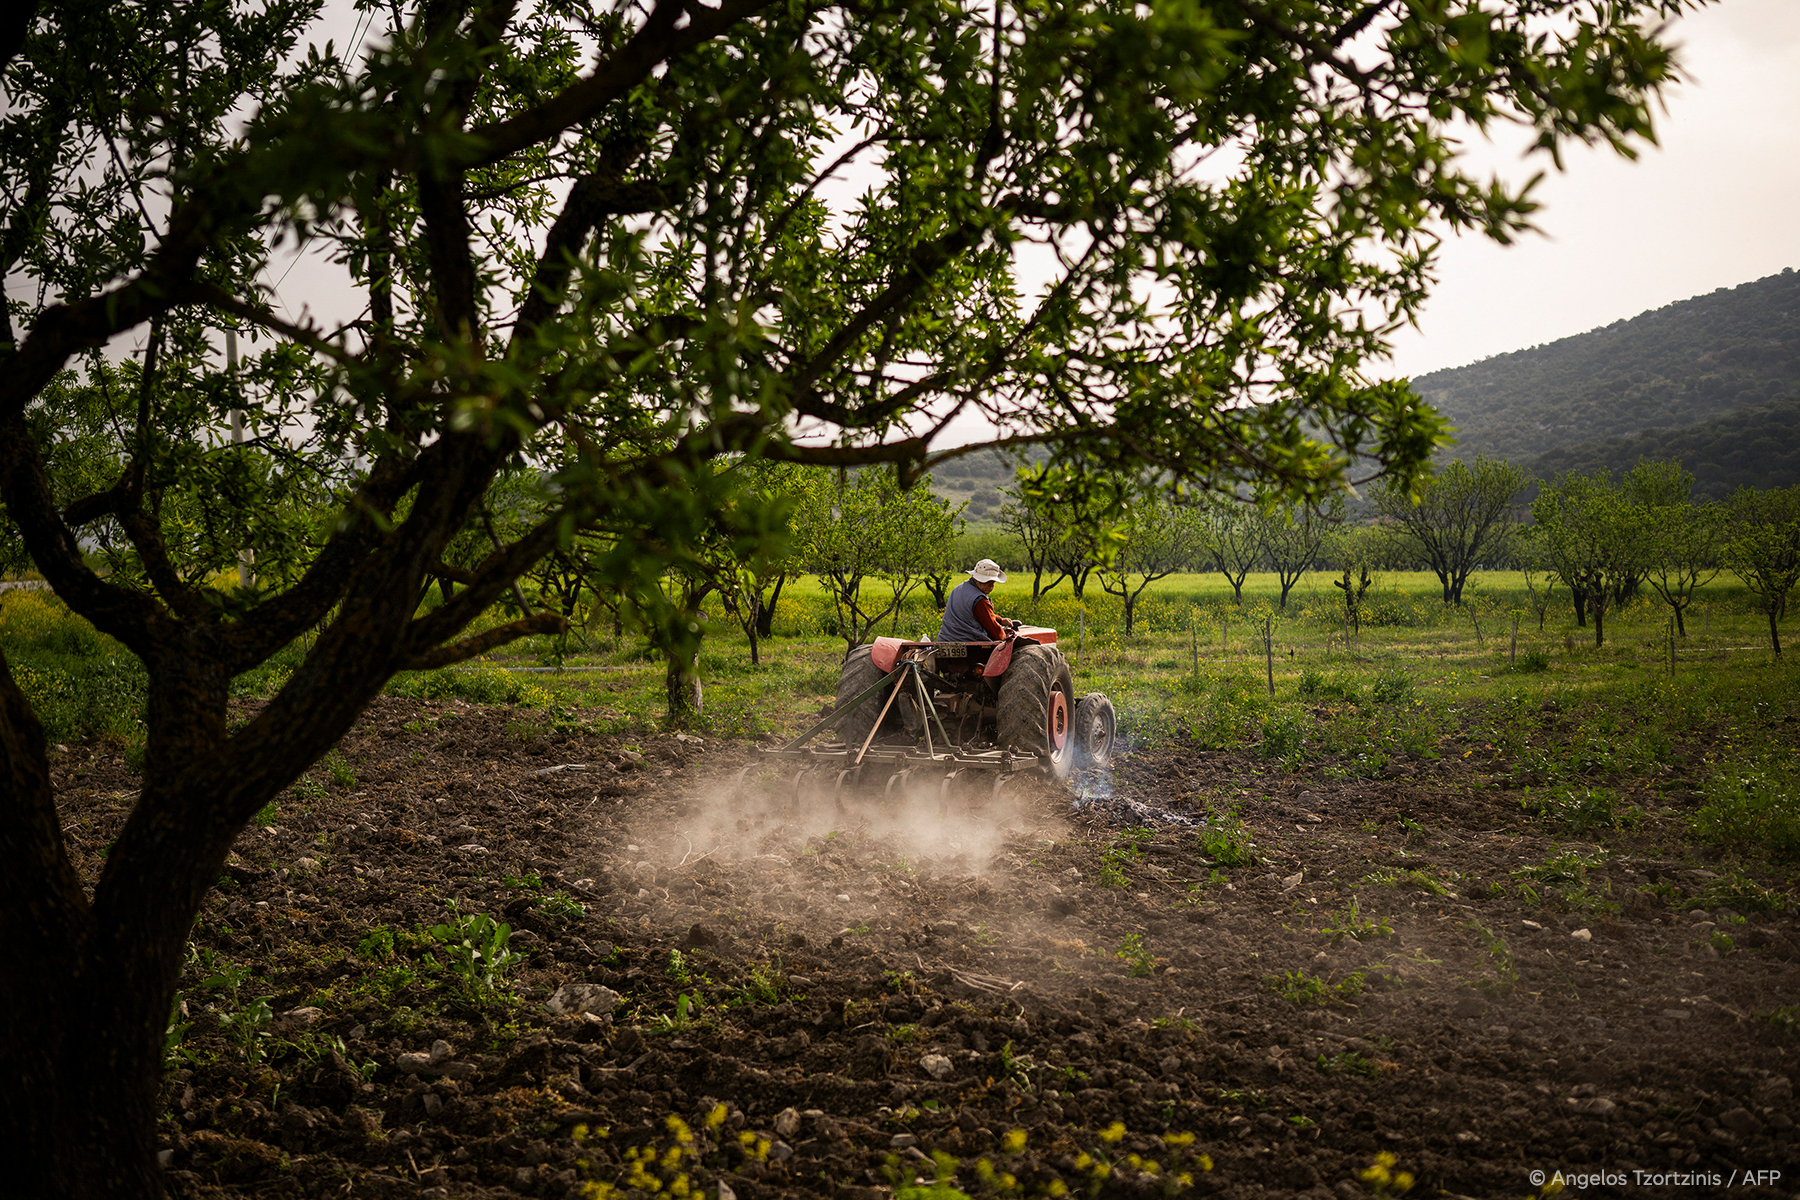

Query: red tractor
(754, 624), (1115, 791)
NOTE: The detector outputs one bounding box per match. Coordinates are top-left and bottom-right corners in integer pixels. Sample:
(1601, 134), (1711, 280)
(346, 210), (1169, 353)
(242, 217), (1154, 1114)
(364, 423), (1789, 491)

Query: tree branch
(465, 0), (781, 168)
(400, 611), (567, 671)
(188, 284), (359, 368)
(511, 175), (669, 345)
(1, 199), (212, 424)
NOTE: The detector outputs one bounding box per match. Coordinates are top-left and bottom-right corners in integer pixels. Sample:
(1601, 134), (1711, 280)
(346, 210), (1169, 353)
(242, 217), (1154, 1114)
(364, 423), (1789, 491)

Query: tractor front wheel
(995, 642), (1076, 781)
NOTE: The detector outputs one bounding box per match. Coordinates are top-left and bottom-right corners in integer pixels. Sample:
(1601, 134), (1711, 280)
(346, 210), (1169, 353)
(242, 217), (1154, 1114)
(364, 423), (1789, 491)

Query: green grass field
(4, 569), (1797, 860)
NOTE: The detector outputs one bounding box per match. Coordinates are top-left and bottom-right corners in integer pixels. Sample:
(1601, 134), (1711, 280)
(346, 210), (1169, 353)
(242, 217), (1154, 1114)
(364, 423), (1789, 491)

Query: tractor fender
(982, 628), (1058, 678)
(870, 637), (908, 673)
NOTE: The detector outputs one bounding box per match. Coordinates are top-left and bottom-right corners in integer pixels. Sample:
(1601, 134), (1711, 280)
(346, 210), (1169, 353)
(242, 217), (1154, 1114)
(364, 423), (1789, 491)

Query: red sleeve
(972, 595), (1005, 639)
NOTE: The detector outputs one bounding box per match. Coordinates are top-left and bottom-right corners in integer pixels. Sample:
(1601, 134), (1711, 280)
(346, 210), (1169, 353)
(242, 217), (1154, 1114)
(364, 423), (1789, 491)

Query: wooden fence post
(1264, 616), (1274, 696)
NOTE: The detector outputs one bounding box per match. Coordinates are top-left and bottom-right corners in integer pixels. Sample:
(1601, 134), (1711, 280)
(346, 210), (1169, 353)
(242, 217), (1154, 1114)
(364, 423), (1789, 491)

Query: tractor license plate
(936, 644), (967, 657)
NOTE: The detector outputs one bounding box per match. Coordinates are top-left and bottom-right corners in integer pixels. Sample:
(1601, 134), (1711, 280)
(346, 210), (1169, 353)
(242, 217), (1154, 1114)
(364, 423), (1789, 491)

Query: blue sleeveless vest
(938, 579), (994, 642)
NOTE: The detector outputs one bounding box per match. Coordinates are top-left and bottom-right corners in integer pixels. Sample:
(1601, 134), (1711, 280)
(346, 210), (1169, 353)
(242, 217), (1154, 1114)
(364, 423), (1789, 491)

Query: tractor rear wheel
(995, 642), (1076, 780)
(836, 644), (899, 750)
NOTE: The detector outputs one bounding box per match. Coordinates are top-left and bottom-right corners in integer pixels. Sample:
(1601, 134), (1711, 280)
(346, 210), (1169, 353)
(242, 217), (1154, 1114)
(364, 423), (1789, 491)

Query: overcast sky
(1381, 0), (1800, 380)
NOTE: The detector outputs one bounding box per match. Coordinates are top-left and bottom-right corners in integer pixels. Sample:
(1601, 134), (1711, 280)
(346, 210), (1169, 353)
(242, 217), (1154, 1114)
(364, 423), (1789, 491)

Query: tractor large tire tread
(835, 644), (895, 750)
(995, 642), (1076, 780)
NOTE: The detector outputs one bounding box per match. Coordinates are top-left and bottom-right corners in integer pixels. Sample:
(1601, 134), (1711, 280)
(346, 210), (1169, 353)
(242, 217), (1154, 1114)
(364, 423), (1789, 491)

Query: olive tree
(0, 0), (1699, 1191)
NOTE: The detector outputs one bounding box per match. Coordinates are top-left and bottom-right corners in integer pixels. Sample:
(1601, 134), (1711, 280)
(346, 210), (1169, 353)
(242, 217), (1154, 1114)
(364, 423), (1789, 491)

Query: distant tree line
(1358, 456), (1800, 657)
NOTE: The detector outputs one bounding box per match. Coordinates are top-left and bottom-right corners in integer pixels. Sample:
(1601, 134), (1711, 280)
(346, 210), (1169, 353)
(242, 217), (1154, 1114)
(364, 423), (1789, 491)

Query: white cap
(967, 559), (1007, 583)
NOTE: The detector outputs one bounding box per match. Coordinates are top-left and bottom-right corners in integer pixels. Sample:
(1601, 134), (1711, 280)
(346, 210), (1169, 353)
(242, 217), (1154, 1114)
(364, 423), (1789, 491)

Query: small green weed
(998, 1040), (1035, 1088)
(536, 890), (586, 921)
(1364, 867), (1449, 896)
(1513, 847), (1606, 889)
(1762, 1005), (1800, 1034)
(1463, 919), (1517, 995)
(1259, 716), (1303, 760)
(194, 956), (274, 1065)
(1320, 898), (1392, 943)
(1098, 828), (1151, 888)
(1371, 671), (1414, 705)
(1197, 810), (1257, 868)
(354, 927), (397, 962)
(1521, 786), (1635, 834)
(1114, 933), (1159, 977)
(1692, 869), (1791, 914)
(1315, 1050), (1381, 1078)
(1507, 648), (1551, 673)
(1267, 969), (1364, 1007)
(1691, 758), (1800, 858)
(427, 902), (523, 992)
(322, 751), (357, 789)
(732, 963), (781, 1006)
(651, 992), (702, 1032)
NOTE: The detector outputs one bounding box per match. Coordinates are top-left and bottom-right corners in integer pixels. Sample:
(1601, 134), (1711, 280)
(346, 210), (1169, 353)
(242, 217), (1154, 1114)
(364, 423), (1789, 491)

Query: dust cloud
(656, 766), (1068, 873)
(573, 765), (1077, 947)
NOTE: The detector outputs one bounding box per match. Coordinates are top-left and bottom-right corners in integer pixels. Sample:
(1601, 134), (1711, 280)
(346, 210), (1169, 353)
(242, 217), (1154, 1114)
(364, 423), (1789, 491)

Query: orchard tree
(0, 0), (1702, 1192)
(1628, 460), (1720, 637)
(1721, 485), (1800, 658)
(791, 467), (960, 651)
(1201, 499), (1269, 605)
(1374, 456), (1525, 605)
(1327, 523), (1390, 634)
(1260, 496), (1340, 610)
(997, 463), (1112, 600)
(1530, 470), (1656, 648)
(1096, 483), (1204, 635)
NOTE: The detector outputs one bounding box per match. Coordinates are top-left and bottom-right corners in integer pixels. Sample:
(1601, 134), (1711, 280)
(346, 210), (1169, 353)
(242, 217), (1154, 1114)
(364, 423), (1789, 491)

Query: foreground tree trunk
(0, 617), (422, 1196)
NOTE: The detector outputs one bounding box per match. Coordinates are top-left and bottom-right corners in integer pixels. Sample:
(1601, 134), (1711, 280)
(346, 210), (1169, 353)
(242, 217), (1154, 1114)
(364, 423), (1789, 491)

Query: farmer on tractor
(938, 559), (1020, 644)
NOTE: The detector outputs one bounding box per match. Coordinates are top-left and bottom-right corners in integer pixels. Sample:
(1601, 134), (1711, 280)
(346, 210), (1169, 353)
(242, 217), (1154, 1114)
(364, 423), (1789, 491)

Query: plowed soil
(53, 695), (1800, 1200)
